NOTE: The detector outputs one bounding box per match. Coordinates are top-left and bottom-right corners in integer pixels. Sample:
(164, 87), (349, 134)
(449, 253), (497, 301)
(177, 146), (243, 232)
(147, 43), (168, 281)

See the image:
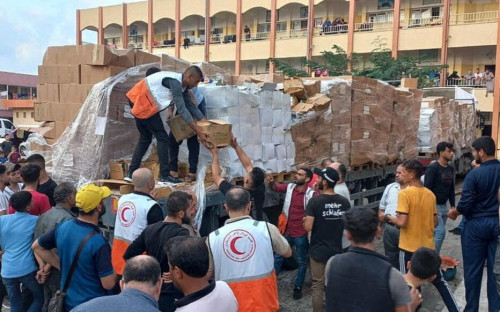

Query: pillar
(492, 0), (500, 152)
(440, 0), (451, 87)
(122, 4), (128, 49)
(175, 0), (181, 58)
(235, 0), (242, 75)
(98, 7), (104, 45)
(391, 0), (401, 59)
(205, 0), (211, 62)
(306, 0), (315, 70)
(148, 0), (154, 52)
(76, 10), (82, 45)
(269, 0), (277, 73)
(347, 0), (356, 57)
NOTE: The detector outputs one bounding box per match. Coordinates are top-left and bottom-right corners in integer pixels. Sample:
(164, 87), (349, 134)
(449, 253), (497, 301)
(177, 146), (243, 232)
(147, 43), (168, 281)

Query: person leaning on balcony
(484, 69), (494, 95)
(244, 25), (251, 41)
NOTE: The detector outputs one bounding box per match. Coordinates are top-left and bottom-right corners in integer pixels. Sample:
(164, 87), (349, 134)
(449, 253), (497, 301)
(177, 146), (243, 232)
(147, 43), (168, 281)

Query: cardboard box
(44, 121), (71, 139)
(34, 102), (52, 122)
(197, 119), (232, 147)
(109, 161), (126, 180)
(168, 115), (196, 142)
(37, 84), (60, 102)
(111, 49), (135, 68)
(78, 44), (119, 66)
(59, 84), (93, 104)
(38, 65), (81, 84)
(284, 79), (306, 100)
(401, 78), (418, 89)
(291, 102), (314, 114)
(306, 93), (332, 111)
(137, 51), (161, 66)
(48, 103), (81, 122)
(42, 46), (80, 65)
(302, 80), (321, 98)
(80, 65), (127, 84)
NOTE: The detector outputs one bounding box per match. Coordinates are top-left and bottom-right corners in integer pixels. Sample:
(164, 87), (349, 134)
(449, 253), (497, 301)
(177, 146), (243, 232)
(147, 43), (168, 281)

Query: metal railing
(315, 24), (349, 36)
(401, 16), (443, 28)
(210, 34), (237, 44)
(354, 21), (393, 32)
(276, 28), (308, 39)
(445, 77), (491, 87)
(450, 10), (498, 25)
(241, 31), (271, 41)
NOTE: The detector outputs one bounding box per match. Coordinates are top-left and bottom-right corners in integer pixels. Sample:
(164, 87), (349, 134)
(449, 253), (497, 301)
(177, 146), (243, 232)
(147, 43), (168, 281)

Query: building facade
(78, 0), (500, 147)
(0, 71), (38, 121)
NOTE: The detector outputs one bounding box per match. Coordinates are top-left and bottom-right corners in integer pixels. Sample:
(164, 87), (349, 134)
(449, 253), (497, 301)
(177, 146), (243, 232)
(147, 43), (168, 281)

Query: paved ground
(277, 178), (490, 311)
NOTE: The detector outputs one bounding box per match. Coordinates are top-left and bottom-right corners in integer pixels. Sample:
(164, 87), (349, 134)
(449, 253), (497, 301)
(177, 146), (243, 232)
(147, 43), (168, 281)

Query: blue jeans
(274, 234), (308, 288)
(3, 271), (43, 312)
(462, 217), (500, 312)
(458, 215), (467, 231)
(434, 204), (448, 254)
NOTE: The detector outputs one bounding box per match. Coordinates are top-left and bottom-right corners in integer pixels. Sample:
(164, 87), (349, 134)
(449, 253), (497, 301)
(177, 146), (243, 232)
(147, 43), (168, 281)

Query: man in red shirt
(8, 164), (51, 215)
(268, 168), (318, 299)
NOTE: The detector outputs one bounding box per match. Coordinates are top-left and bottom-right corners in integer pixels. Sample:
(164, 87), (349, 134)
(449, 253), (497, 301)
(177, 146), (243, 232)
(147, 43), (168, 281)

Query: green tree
(305, 45), (360, 76)
(268, 58), (308, 77)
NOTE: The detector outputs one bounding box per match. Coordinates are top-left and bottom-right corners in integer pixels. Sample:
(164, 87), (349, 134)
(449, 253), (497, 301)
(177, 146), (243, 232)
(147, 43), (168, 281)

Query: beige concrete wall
(103, 5), (122, 28)
(243, 0), (271, 13)
(211, 0), (237, 15)
(181, 0), (205, 20)
(80, 8), (99, 30)
(353, 30), (393, 53)
(179, 45), (205, 62)
(474, 88), (493, 112)
(210, 44), (236, 62)
(13, 109), (38, 126)
(312, 34), (348, 55)
(399, 27), (442, 51)
(449, 23), (497, 48)
(128, 1), (148, 24)
(241, 40), (271, 60)
(153, 0), (175, 21)
(275, 38), (308, 58)
(277, 0), (308, 10)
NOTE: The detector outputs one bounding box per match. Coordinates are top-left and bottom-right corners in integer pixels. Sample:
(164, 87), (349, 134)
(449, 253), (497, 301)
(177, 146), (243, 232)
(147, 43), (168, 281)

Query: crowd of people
(0, 64), (499, 312)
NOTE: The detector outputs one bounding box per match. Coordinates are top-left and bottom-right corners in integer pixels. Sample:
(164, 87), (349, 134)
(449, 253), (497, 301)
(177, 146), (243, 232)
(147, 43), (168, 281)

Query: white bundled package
(418, 108), (437, 153)
(272, 127), (285, 145)
(286, 158), (296, 172)
(239, 124), (261, 146)
(262, 159), (278, 173)
(259, 108), (273, 127)
(259, 91), (273, 108)
(244, 144), (263, 161)
(262, 143), (276, 161)
(277, 159), (287, 173)
(275, 144), (287, 159)
(261, 127), (273, 144)
(286, 143), (296, 158)
(272, 109), (283, 128)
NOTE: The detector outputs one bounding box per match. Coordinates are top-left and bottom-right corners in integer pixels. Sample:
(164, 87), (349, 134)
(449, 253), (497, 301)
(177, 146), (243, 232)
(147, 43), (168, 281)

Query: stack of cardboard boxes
(35, 45), (160, 143)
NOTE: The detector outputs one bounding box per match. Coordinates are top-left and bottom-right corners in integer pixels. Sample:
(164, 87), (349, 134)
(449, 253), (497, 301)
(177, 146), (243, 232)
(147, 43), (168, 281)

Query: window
(418, 49), (438, 62)
(31, 112), (34, 119)
(258, 23), (271, 33)
(5, 121), (14, 129)
(265, 61), (270, 72)
(315, 18), (323, 27)
(423, 0), (441, 4)
(300, 7), (308, 19)
(16, 112), (19, 118)
(277, 22), (287, 31)
(266, 10), (280, 22)
(23, 112), (26, 118)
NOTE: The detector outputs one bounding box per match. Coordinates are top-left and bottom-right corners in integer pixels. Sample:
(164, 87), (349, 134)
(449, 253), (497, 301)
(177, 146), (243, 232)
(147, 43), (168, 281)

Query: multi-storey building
(78, 0), (500, 146)
(0, 71), (38, 125)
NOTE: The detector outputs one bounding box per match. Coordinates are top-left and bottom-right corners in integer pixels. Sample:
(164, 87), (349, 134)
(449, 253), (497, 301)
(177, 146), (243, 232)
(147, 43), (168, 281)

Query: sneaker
(293, 286), (303, 300)
(448, 227), (462, 235)
(123, 174), (133, 183)
(2, 297), (11, 309)
(158, 176), (182, 185)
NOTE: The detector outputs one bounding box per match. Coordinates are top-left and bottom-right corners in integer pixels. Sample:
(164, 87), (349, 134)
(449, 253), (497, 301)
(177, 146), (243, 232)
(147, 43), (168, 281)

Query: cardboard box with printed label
(34, 102), (52, 122)
(197, 119), (232, 147)
(168, 115), (196, 142)
(80, 65), (127, 84)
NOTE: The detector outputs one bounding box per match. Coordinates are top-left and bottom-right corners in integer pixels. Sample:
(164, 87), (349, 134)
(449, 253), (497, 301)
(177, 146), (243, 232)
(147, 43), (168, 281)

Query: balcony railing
(315, 25), (349, 36)
(241, 31), (271, 41)
(276, 28), (308, 40)
(354, 21), (393, 32)
(401, 16), (443, 28)
(445, 77), (491, 87)
(450, 10), (498, 25)
(210, 34), (237, 44)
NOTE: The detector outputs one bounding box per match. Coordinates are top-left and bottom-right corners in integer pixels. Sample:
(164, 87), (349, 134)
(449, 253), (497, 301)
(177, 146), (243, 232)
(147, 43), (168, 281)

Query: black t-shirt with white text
(306, 194), (351, 262)
(38, 178), (58, 207)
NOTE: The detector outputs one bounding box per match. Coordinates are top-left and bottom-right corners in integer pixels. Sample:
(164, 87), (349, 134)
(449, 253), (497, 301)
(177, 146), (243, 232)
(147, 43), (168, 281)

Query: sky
(0, 0), (142, 75)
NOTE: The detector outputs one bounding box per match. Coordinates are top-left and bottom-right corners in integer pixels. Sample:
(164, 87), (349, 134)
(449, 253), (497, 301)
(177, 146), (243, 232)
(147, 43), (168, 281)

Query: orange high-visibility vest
(126, 71), (182, 119)
(209, 218), (279, 312)
(111, 193), (157, 275)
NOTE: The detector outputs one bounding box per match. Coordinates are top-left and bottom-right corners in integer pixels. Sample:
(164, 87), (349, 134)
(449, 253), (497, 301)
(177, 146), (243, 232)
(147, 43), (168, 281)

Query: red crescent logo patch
(119, 201), (136, 227)
(223, 229), (256, 262)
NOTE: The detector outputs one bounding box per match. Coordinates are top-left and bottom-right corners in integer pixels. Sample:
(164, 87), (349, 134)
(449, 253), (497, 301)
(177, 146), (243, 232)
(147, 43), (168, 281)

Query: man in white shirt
(330, 162), (351, 251)
(378, 166), (404, 268)
(0, 164), (10, 216)
(166, 236), (238, 312)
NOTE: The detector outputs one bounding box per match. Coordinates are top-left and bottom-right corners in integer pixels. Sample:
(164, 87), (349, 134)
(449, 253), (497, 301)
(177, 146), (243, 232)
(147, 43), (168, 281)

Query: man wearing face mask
(124, 191), (192, 312)
(32, 184), (116, 311)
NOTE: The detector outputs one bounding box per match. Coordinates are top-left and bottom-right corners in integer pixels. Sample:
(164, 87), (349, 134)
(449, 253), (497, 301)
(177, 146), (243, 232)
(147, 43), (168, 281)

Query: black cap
(313, 167), (339, 184)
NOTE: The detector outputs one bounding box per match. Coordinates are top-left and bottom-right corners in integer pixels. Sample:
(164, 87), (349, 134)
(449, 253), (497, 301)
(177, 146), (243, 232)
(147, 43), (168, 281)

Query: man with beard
(424, 141), (456, 254)
(449, 136), (500, 311)
(32, 184), (116, 311)
(3, 162), (22, 201)
(303, 167), (351, 312)
(124, 191), (192, 312)
(268, 168), (318, 300)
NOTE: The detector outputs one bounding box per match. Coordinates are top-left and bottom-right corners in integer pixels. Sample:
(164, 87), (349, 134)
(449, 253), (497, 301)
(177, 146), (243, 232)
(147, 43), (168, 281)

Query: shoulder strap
(62, 230), (98, 292)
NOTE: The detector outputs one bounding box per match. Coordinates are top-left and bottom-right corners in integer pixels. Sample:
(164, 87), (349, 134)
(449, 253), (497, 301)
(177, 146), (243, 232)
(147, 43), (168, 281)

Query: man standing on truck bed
(424, 141), (455, 254)
(125, 66), (208, 185)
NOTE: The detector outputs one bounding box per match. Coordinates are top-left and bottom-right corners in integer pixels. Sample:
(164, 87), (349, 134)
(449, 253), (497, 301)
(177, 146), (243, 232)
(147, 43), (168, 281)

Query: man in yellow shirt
(386, 160), (459, 312)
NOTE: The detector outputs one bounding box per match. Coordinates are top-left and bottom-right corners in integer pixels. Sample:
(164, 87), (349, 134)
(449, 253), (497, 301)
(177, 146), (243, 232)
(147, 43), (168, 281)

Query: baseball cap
(76, 184), (111, 213)
(313, 167), (339, 184)
(4, 162), (19, 173)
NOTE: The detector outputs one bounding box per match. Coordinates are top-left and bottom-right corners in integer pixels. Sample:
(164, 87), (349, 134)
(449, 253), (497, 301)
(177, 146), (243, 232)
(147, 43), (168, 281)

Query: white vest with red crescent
(145, 72), (183, 112)
(209, 217), (274, 283)
(114, 193), (157, 243)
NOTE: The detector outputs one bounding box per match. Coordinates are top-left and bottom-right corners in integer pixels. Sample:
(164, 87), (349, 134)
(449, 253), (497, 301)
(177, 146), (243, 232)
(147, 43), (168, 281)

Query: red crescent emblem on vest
(223, 230), (256, 262)
(229, 236), (244, 255)
(119, 202), (136, 228)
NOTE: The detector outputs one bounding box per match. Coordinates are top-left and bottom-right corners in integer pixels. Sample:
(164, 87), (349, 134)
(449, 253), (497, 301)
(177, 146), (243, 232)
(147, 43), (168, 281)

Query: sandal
(184, 173), (197, 182)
